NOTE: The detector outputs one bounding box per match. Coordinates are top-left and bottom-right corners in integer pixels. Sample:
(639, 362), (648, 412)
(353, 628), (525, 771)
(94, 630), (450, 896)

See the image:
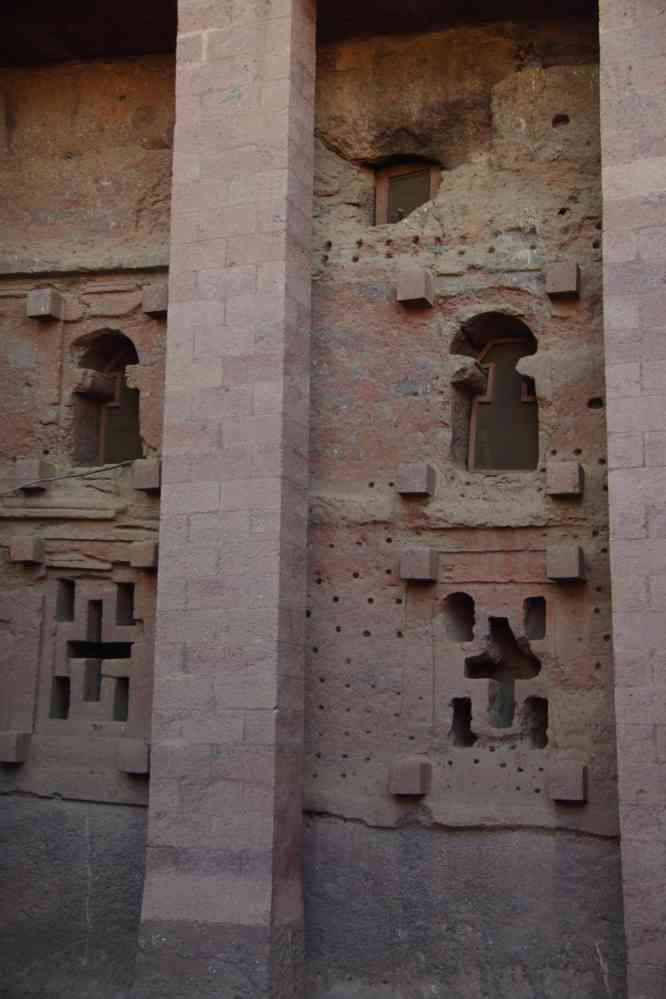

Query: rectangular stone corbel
(26, 288), (65, 321)
(546, 545), (585, 582)
(0, 731), (31, 763)
(400, 547), (438, 582)
(9, 538), (45, 565)
(546, 461), (584, 498)
(546, 760), (587, 803)
(117, 739), (150, 775)
(389, 756), (432, 796)
(14, 458), (55, 493)
(132, 459), (162, 493)
(546, 261), (580, 299)
(397, 269), (434, 308)
(397, 462), (436, 497)
(142, 283), (168, 317)
(130, 541), (159, 570)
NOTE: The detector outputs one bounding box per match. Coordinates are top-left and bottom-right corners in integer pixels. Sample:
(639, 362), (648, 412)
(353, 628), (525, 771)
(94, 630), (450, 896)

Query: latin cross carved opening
(464, 616), (541, 730)
(50, 581), (135, 723)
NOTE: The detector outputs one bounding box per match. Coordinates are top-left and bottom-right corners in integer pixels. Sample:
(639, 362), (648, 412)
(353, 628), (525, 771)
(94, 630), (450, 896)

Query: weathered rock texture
(305, 12), (624, 995)
(305, 818), (626, 999)
(0, 56), (174, 273)
(0, 0), (651, 997)
(0, 796), (146, 999)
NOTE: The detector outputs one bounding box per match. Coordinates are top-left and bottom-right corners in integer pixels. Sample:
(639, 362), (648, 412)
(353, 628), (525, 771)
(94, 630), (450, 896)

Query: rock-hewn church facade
(0, 1), (663, 997)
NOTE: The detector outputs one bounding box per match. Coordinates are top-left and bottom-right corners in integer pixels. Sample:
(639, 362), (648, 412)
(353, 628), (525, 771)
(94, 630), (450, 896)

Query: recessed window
(450, 313), (539, 472)
(471, 339), (538, 471)
(375, 161), (440, 225)
(72, 330), (143, 466)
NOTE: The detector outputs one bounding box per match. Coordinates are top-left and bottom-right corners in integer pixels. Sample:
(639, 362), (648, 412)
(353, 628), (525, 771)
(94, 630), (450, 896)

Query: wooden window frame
(375, 162), (441, 225)
(468, 338), (537, 472)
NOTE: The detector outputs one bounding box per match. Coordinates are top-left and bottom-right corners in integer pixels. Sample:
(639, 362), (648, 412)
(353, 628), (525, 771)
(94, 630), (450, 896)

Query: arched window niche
(450, 313), (539, 472)
(71, 329), (143, 466)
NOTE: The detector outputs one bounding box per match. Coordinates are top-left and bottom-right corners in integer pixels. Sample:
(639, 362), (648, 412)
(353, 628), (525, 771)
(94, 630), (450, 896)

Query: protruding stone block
(389, 756), (432, 796)
(450, 357), (488, 396)
(396, 269), (434, 308)
(118, 739), (150, 775)
(132, 459), (162, 493)
(397, 462), (436, 497)
(546, 545), (585, 582)
(26, 288), (65, 320)
(545, 261), (580, 299)
(130, 541), (159, 570)
(546, 461), (583, 498)
(0, 731), (31, 763)
(14, 459), (55, 493)
(400, 547), (437, 582)
(73, 369), (117, 401)
(9, 538), (45, 565)
(142, 283), (168, 317)
(547, 760), (587, 803)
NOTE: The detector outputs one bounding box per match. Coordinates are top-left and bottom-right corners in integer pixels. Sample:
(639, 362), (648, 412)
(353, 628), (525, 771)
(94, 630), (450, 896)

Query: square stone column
(600, 1), (666, 995)
(134, 1), (315, 996)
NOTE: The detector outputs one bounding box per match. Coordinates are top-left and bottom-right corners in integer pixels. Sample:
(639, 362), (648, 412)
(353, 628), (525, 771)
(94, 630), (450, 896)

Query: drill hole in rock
(552, 113), (570, 128)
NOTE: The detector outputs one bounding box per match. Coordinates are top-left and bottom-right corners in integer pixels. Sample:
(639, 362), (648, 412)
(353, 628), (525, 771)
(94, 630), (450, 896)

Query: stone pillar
(134, 0), (315, 995)
(600, 2), (666, 995)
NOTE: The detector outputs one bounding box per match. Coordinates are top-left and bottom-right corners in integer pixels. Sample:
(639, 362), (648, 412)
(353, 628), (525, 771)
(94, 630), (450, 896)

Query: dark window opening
(72, 330), (143, 466)
(56, 579), (76, 622)
(113, 677), (130, 722)
(522, 696), (549, 748)
(471, 340), (538, 470)
(450, 697), (477, 747)
(524, 596), (546, 640)
(69, 641), (133, 659)
(444, 592), (475, 642)
(50, 676), (71, 719)
(116, 583), (136, 626)
(375, 161), (440, 225)
(451, 313), (539, 472)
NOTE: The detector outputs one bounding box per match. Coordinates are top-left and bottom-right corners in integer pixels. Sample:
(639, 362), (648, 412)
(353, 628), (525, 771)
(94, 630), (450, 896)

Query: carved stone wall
(305, 13), (625, 997)
(0, 272), (167, 804)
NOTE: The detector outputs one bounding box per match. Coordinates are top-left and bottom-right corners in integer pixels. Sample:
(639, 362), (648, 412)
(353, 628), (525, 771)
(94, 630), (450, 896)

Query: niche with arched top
(450, 313), (539, 471)
(72, 330), (143, 466)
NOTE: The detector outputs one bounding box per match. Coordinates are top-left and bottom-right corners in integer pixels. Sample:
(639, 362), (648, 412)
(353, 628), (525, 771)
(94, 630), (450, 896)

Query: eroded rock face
(306, 14), (620, 995)
(0, 55), (174, 273)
